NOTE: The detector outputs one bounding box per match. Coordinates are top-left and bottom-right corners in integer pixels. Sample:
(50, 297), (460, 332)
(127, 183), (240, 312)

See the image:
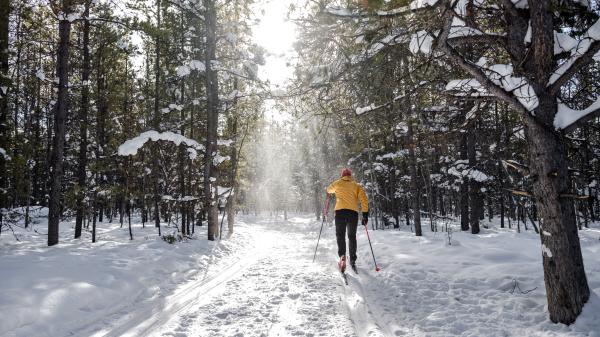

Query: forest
(1, 0), (599, 334)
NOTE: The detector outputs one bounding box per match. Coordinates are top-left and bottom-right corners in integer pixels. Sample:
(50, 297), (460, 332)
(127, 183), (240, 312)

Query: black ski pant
(335, 209), (358, 263)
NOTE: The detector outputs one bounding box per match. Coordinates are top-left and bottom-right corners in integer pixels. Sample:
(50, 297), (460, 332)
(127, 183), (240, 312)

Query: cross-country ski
(2, 0), (600, 336)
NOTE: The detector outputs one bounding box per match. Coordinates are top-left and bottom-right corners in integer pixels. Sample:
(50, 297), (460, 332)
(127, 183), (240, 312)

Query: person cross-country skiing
(327, 168), (369, 273)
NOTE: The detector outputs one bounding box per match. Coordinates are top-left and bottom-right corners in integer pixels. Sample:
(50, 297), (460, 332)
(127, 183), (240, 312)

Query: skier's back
(326, 168), (368, 272)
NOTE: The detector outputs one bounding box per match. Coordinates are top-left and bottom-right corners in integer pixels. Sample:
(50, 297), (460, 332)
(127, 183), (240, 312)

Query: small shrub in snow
(162, 233), (182, 244)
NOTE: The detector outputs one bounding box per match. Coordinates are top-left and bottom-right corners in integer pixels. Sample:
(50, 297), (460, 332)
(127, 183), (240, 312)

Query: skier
(326, 168), (369, 273)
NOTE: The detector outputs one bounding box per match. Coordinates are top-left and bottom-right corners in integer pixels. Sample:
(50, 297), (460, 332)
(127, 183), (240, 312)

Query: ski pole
(313, 194), (331, 262)
(363, 222), (381, 272)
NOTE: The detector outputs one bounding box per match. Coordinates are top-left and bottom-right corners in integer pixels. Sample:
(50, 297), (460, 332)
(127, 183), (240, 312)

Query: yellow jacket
(327, 176), (369, 213)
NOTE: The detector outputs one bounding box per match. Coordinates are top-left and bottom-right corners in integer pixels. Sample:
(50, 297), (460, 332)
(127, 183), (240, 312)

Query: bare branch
(447, 34), (507, 48)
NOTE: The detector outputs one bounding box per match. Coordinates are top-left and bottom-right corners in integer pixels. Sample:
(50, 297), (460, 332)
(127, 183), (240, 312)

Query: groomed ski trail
(156, 216), (357, 337)
(71, 223), (265, 337)
(81, 216), (397, 337)
(327, 249), (390, 337)
(98, 217), (361, 337)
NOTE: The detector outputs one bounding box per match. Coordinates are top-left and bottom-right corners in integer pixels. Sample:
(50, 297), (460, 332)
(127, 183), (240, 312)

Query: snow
(0, 214), (252, 337)
(446, 78), (484, 92)
(376, 7), (409, 16)
(2, 214), (599, 336)
(549, 19), (600, 86)
(447, 68), (539, 111)
(512, 0), (528, 9)
(35, 69), (46, 81)
(116, 39), (129, 51)
(363, 33), (408, 59)
(307, 65), (332, 86)
(176, 60), (206, 78)
(226, 90), (243, 101)
(356, 103), (379, 115)
(217, 139), (234, 147)
(0, 147), (10, 160)
(168, 103), (183, 111)
(376, 150), (408, 161)
(176, 65), (191, 77)
(575, 0), (591, 8)
(513, 81), (539, 111)
(554, 98), (600, 130)
(410, 30), (435, 55)
(213, 153), (230, 165)
(541, 244), (553, 258)
(57, 11), (82, 22)
(352, 218), (600, 336)
(447, 164), (492, 183)
(469, 169), (492, 182)
(410, 0), (439, 9)
(217, 186), (232, 197)
(555, 32), (578, 55)
(448, 17), (486, 39)
(525, 22), (532, 43)
(323, 7), (354, 16)
(117, 130), (204, 157)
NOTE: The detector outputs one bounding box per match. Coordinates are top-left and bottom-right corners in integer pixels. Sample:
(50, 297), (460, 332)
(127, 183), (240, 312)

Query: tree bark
(468, 120), (481, 234)
(75, 0), (91, 239)
(48, 1), (72, 246)
(152, 0), (162, 236)
(525, 0), (590, 324)
(459, 129), (469, 231)
(203, 0), (220, 240)
(408, 120), (422, 236)
(0, 0), (9, 218)
(525, 111), (589, 324)
(227, 117), (238, 235)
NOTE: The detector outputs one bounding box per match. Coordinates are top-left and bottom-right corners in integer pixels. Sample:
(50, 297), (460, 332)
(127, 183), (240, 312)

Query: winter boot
(338, 255), (347, 273)
(350, 260), (357, 273)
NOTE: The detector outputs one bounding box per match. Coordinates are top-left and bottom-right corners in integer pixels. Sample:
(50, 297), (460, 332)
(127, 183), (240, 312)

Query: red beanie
(341, 168), (352, 177)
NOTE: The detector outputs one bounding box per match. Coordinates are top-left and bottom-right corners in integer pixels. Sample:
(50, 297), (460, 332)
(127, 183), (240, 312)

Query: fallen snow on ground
(0, 215), (252, 337)
(353, 219), (600, 337)
(1, 214), (599, 337)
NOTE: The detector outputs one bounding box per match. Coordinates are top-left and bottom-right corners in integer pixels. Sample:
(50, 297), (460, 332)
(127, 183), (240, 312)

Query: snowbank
(0, 216), (253, 337)
(354, 219), (600, 336)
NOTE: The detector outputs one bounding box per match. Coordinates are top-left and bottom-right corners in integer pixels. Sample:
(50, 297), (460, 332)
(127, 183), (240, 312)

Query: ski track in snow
(154, 217), (356, 337)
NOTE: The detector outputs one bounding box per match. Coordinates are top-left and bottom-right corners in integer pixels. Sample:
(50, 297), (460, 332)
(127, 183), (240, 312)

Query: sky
(251, 0), (299, 88)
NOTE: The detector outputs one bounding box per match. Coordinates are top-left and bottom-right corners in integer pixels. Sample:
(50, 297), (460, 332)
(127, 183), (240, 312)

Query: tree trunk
(468, 120), (481, 234)
(152, 0), (162, 236)
(92, 198), (97, 243)
(0, 0), (9, 216)
(203, 0), (220, 241)
(75, 0), (90, 239)
(227, 85), (239, 235)
(48, 1), (72, 246)
(459, 130), (469, 231)
(525, 113), (589, 324)
(524, 1), (590, 324)
(408, 120), (421, 236)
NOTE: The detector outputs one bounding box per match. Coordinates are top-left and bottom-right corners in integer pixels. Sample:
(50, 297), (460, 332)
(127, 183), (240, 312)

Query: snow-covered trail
(5, 214), (597, 337)
(96, 216), (372, 337)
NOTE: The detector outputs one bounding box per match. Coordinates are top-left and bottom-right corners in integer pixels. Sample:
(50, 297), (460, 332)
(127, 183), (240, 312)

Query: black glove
(362, 212), (369, 226)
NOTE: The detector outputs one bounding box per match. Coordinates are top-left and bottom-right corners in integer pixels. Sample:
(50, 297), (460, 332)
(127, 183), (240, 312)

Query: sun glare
(252, 0), (298, 87)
